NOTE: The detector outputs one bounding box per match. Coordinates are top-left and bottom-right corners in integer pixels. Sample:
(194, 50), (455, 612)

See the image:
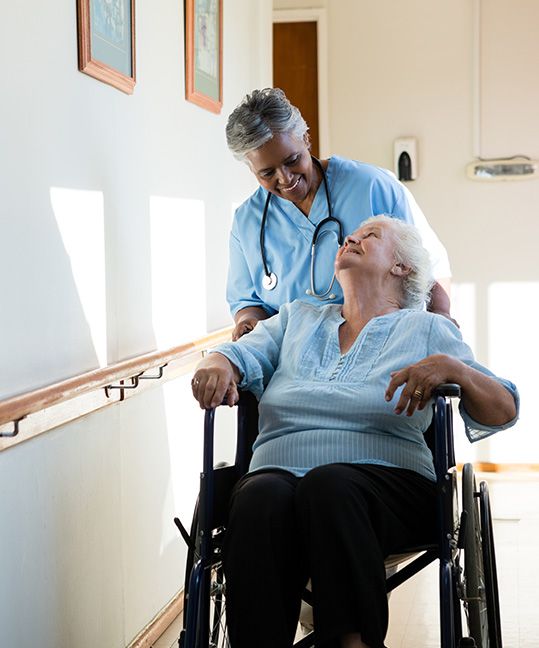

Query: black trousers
(222, 463), (437, 648)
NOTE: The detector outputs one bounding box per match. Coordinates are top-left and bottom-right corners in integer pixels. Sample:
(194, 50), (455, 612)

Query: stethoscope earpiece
(260, 157), (343, 299)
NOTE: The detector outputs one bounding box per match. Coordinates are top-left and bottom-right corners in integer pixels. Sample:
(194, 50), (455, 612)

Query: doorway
(273, 21), (319, 157)
(272, 9), (328, 158)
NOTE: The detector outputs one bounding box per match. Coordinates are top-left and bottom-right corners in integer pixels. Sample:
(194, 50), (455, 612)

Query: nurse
(226, 88), (452, 340)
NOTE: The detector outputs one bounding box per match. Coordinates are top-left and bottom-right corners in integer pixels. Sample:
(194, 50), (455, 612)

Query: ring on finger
(192, 377), (200, 386)
(412, 388), (424, 400)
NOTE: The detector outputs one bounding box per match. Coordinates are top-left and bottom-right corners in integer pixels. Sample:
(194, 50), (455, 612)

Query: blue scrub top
(227, 155), (430, 316)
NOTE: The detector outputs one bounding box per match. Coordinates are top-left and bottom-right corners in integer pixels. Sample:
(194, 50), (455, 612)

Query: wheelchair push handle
(203, 391), (259, 476)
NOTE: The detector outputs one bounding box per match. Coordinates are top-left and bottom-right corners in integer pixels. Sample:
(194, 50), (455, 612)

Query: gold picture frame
(185, 0), (223, 113)
(77, 0), (136, 95)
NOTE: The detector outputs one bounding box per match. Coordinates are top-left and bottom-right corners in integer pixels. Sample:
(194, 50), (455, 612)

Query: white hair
(363, 215), (435, 310)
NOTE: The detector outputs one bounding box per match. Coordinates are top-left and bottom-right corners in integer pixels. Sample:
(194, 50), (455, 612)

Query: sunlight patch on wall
(160, 376), (237, 557)
(450, 283), (477, 462)
(451, 282), (477, 354)
(50, 187), (107, 366)
(487, 281), (539, 462)
(150, 197), (207, 347)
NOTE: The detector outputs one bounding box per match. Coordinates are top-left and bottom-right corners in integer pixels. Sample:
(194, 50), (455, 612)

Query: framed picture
(185, 0), (223, 114)
(77, 0), (136, 94)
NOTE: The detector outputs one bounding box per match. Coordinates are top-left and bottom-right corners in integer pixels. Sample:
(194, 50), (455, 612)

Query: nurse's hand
(191, 353), (241, 409)
(232, 306), (270, 341)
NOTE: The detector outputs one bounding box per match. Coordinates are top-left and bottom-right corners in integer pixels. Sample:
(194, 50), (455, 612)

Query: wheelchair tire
(462, 463), (489, 647)
(479, 481), (503, 648)
(180, 497), (230, 648)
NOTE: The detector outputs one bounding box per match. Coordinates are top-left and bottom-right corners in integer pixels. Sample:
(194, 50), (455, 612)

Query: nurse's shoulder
(233, 186), (266, 228)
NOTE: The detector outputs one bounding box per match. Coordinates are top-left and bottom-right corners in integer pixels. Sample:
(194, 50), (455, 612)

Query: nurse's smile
(280, 177), (301, 192)
(245, 131), (321, 216)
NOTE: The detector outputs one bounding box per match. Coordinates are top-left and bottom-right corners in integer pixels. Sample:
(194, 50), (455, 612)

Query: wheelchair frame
(176, 385), (502, 648)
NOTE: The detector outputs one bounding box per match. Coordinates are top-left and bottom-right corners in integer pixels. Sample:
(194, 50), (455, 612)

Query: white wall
(275, 0), (537, 463)
(0, 1), (271, 647)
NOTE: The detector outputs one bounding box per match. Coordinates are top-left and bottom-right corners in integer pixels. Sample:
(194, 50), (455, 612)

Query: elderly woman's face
(245, 132), (315, 203)
(335, 221), (399, 277)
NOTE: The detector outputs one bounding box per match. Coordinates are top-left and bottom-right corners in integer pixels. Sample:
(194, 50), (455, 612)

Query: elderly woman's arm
(385, 353), (517, 424)
(192, 303), (292, 408)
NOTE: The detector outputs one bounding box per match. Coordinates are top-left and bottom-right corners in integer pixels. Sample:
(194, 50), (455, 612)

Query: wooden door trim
(272, 9), (329, 158)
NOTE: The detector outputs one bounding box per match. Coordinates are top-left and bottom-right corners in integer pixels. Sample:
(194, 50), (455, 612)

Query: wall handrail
(0, 327), (232, 429)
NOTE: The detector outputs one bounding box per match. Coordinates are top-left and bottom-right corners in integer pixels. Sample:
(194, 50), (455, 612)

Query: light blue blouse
(227, 156), (451, 316)
(214, 303), (519, 481)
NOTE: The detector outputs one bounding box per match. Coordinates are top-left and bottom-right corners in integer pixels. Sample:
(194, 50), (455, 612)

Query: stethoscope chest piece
(262, 272), (278, 291)
(258, 157), (343, 299)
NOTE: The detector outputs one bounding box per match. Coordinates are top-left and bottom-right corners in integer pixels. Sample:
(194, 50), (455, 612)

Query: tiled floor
(385, 472), (539, 648)
(153, 472), (539, 648)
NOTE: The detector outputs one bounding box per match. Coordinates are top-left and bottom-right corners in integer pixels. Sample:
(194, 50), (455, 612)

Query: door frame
(272, 9), (330, 158)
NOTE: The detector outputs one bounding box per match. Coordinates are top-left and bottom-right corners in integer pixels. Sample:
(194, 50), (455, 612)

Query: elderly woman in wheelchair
(190, 215), (518, 648)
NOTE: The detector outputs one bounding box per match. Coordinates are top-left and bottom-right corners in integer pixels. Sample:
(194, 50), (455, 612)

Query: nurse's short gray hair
(364, 215), (435, 310)
(226, 88), (309, 161)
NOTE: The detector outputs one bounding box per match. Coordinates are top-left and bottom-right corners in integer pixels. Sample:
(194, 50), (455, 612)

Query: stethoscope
(259, 157), (344, 300)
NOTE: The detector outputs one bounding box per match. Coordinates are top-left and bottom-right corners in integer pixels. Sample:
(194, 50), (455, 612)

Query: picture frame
(185, 0), (223, 114)
(77, 0), (136, 95)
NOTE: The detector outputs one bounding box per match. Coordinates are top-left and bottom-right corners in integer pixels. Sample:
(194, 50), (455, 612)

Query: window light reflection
(487, 281), (538, 463)
(50, 187), (107, 366)
(150, 196), (207, 347)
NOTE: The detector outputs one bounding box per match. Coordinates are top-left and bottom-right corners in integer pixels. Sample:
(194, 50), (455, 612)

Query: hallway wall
(0, 1), (271, 647)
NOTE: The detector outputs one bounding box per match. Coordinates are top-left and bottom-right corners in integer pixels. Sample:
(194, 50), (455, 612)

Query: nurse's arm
(232, 306), (271, 341)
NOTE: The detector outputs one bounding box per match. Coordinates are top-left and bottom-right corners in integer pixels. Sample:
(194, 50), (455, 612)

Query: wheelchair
(175, 385), (503, 648)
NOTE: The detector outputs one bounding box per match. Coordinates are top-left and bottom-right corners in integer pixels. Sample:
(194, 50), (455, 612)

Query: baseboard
(459, 462), (539, 473)
(127, 590), (184, 648)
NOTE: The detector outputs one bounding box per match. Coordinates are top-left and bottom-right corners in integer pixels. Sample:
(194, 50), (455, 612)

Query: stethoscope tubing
(259, 156), (344, 299)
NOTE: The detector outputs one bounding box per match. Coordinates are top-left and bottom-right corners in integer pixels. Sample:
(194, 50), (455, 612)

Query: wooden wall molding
(127, 590), (183, 648)
(0, 327), (232, 451)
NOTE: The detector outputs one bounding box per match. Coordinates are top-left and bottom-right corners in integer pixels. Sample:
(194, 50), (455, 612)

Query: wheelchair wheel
(479, 481), (503, 648)
(180, 498), (230, 648)
(462, 463), (489, 647)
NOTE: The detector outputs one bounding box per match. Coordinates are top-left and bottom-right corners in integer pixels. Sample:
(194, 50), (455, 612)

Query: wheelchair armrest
(433, 383), (461, 399)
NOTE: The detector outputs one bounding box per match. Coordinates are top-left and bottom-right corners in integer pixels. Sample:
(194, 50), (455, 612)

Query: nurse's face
(245, 132), (316, 204)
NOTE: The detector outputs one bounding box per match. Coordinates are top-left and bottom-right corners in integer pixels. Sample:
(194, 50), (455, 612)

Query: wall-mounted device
(394, 137), (418, 181)
(466, 156), (539, 181)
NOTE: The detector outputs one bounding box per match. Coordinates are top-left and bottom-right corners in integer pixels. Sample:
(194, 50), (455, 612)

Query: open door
(273, 21), (319, 158)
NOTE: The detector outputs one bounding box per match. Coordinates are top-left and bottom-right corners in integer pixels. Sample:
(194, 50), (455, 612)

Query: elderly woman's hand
(191, 353), (241, 409)
(385, 354), (460, 417)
